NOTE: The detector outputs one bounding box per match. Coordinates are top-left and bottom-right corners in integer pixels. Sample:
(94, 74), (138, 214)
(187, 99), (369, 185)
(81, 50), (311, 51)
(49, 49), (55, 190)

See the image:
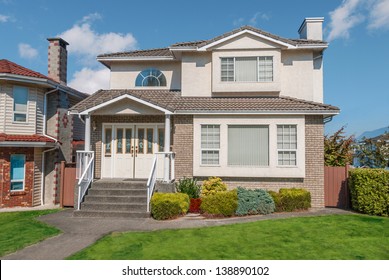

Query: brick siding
(171, 115), (193, 178)
(0, 147), (34, 207)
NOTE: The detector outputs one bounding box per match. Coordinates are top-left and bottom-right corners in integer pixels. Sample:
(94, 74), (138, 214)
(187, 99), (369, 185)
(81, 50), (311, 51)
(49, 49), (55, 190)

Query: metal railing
(76, 151), (95, 210)
(146, 152), (175, 212)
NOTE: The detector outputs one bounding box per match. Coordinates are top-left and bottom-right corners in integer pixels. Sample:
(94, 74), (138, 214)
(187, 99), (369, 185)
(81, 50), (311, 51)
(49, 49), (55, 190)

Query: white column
(164, 114), (171, 182)
(84, 114), (91, 152)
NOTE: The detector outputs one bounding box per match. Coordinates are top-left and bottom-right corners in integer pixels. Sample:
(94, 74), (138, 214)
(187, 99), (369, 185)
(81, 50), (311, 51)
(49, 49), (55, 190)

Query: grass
(68, 214), (389, 260)
(0, 209), (61, 257)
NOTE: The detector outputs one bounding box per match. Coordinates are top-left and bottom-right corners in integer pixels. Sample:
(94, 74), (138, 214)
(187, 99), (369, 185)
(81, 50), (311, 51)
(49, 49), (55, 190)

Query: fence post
(345, 164), (350, 209)
(59, 161), (65, 208)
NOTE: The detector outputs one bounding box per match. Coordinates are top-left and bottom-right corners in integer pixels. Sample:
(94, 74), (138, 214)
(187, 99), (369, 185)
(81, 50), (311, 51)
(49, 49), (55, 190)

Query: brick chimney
(47, 38), (69, 85)
(298, 18), (324, 41)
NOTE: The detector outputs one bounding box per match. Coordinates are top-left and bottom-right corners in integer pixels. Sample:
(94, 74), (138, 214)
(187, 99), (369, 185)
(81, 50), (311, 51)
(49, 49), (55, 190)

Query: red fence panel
(324, 165), (350, 209)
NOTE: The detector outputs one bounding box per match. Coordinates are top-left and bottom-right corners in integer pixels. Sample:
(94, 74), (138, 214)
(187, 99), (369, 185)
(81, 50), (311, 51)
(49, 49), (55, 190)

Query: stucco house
(71, 18), (339, 217)
(0, 38), (87, 208)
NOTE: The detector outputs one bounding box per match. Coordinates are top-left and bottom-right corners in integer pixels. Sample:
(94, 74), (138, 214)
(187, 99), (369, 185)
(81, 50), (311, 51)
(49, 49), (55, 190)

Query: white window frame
(277, 124), (297, 166)
(10, 154), (26, 191)
(220, 56), (273, 83)
(13, 86), (29, 123)
(200, 124), (220, 166)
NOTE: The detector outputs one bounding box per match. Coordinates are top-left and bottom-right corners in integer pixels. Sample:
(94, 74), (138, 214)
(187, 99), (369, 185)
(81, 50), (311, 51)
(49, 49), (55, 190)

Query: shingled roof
(98, 25), (327, 59)
(0, 59), (52, 80)
(70, 89), (339, 115)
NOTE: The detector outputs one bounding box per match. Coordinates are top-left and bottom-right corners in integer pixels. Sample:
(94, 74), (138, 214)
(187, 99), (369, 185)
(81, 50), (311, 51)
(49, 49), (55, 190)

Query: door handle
(130, 145), (134, 157)
(135, 146), (138, 157)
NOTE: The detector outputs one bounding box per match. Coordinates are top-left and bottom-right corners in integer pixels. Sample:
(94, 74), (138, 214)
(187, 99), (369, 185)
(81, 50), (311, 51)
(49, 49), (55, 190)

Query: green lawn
(69, 214), (389, 260)
(0, 209), (61, 257)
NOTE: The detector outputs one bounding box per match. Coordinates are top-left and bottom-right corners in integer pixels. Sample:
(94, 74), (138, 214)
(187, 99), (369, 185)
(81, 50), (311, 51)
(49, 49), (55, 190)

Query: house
(0, 38), (87, 208)
(70, 18), (339, 213)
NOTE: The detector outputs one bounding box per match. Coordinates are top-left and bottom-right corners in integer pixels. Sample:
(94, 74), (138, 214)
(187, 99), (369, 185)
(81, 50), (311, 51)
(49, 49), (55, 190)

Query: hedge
(268, 188), (311, 212)
(236, 187), (275, 215)
(151, 192), (190, 220)
(348, 168), (389, 216)
(200, 190), (238, 216)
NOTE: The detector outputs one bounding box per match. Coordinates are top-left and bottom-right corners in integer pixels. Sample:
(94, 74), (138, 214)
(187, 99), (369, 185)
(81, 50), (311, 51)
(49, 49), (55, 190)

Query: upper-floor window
(135, 68), (167, 87)
(221, 57), (273, 82)
(13, 86), (28, 122)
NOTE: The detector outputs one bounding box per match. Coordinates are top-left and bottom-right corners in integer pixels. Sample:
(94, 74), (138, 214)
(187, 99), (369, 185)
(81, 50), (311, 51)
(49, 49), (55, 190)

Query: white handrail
(76, 151), (94, 210)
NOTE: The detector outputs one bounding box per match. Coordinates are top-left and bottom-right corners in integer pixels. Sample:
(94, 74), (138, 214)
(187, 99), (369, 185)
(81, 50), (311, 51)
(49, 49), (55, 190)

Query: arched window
(135, 68), (167, 87)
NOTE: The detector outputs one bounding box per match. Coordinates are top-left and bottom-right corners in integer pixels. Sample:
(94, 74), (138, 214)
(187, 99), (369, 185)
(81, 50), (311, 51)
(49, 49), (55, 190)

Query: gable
(93, 98), (163, 115)
(212, 33), (285, 50)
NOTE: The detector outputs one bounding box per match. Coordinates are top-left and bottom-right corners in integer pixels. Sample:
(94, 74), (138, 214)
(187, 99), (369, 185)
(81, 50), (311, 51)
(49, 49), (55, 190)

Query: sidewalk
(1, 207), (352, 260)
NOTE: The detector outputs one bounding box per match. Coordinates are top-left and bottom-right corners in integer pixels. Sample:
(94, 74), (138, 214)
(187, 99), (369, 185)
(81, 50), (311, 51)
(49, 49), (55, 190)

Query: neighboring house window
(10, 154), (25, 191)
(228, 125), (269, 166)
(277, 125), (297, 166)
(201, 125), (220, 165)
(135, 68), (167, 87)
(221, 57), (273, 82)
(13, 86), (28, 122)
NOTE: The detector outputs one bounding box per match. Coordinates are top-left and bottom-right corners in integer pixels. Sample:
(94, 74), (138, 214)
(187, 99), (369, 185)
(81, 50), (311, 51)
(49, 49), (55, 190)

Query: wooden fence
(59, 161), (76, 207)
(324, 165), (350, 209)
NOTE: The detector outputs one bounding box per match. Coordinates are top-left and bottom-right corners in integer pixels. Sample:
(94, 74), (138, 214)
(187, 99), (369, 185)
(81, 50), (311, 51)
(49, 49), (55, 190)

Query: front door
(102, 124), (164, 179)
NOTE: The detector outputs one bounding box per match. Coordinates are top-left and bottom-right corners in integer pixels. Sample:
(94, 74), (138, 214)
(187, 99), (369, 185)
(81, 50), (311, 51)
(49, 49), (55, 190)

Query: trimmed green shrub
(236, 187), (275, 215)
(175, 177), (200, 199)
(349, 168), (389, 216)
(151, 193), (190, 220)
(200, 190), (238, 216)
(268, 188), (311, 212)
(201, 177), (227, 196)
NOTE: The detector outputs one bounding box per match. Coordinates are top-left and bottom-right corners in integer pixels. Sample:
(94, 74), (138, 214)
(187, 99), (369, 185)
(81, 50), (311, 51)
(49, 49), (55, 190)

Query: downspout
(40, 87), (59, 205)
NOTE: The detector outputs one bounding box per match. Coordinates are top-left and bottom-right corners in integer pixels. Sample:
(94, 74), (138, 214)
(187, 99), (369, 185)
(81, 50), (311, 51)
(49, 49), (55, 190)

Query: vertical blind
(235, 57), (258, 82)
(228, 125), (269, 166)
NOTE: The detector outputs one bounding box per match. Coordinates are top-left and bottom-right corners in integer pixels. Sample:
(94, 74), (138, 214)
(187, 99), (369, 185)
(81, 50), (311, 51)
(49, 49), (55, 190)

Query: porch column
(164, 114), (171, 182)
(84, 114), (91, 152)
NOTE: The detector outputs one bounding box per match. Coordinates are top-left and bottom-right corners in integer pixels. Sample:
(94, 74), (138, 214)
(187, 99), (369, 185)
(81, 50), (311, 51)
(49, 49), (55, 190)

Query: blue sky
(1, 0), (388, 137)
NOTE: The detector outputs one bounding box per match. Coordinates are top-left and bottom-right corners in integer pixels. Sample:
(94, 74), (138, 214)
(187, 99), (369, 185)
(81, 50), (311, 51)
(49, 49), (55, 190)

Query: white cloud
(327, 0), (365, 41)
(250, 12), (270, 25)
(58, 13), (137, 63)
(233, 17), (245, 26)
(18, 43), (38, 59)
(368, 0), (389, 29)
(0, 14), (10, 23)
(68, 67), (110, 94)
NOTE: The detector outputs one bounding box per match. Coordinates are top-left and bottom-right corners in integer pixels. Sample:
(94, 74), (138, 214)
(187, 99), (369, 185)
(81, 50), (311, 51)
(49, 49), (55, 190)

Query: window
(10, 154), (25, 191)
(277, 125), (297, 166)
(135, 68), (167, 87)
(221, 57), (273, 82)
(201, 125), (220, 165)
(228, 125), (269, 166)
(13, 86), (28, 122)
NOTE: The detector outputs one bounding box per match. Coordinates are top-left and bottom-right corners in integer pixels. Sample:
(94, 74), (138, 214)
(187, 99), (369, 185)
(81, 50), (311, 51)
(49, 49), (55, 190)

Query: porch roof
(70, 89), (340, 116)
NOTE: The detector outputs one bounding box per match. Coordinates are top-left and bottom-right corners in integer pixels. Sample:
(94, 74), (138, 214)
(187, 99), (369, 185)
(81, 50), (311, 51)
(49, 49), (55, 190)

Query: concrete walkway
(1, 207), (352, 260)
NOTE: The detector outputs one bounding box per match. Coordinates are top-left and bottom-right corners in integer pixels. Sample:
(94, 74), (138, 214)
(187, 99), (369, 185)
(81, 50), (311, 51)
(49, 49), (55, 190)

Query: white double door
(102, 124), (165, 179)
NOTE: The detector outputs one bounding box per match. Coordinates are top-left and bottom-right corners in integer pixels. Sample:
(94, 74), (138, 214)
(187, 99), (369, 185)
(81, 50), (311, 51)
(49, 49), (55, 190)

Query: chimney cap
(47, 37), (69, 46)
(298, 17), (324, 34)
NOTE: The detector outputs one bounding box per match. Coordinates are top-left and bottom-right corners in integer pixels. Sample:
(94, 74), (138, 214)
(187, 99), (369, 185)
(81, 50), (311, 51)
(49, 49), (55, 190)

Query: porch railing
(146, 152), (175, 213)
(76, 151), (95, 210)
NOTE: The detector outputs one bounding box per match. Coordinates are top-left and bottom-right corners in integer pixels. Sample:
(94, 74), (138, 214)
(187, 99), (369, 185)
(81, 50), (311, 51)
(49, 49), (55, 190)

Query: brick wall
(0, 147), (34, 207)
(172, 115), (193, 178)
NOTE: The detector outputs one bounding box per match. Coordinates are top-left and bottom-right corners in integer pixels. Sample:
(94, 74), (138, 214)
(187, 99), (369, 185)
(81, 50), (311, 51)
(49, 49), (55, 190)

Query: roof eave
(0, 141), (56, 147)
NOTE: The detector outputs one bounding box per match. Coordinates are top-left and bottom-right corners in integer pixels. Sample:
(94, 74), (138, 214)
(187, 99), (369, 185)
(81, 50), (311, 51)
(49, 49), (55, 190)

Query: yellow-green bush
(268, 188), (311, 212)
(201, 177), (227, 196)
(151, 192), (189, 220)
(349, 168), (389, 216)
(200, 190), (238, 216)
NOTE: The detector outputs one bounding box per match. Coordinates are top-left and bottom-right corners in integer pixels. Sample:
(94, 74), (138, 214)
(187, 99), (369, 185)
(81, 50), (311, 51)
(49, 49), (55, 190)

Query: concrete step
(73, 210), (150, 219)
(91, 181), (147, 189)
(84, 195), (147, 204)
(82, 202), (147, 212)
(87, 189), (146, 196)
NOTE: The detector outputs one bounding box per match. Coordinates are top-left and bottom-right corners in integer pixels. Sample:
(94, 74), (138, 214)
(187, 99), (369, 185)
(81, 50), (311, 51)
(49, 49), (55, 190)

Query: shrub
(175, 177), (200, 199)
(268, 188), (311, 212)
(189, 198), (202, 213)
(151, 193), (189, 220)
(201, 177), (227, 196)
(236, 187), (275, 215)
(348, 168), (389, 216)
(200, 190), (238, 216)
